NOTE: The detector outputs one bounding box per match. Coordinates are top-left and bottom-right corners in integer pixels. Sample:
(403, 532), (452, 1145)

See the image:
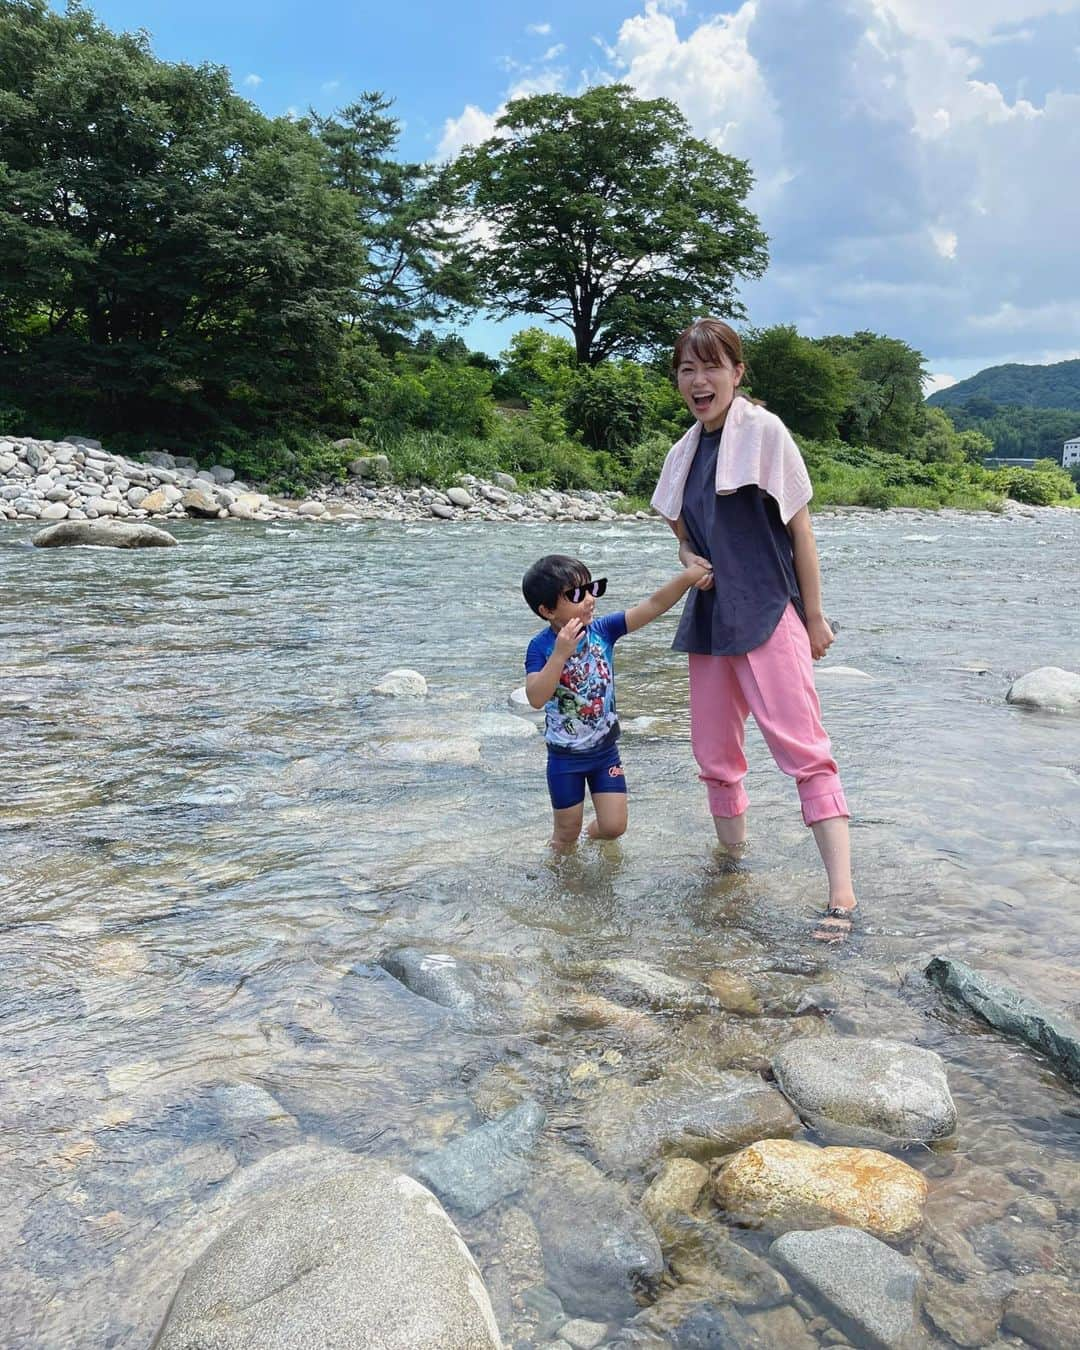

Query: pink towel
(650, 396), (813, 526)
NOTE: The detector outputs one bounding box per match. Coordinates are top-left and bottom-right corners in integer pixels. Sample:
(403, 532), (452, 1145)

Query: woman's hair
(672, 318), (744, 373)
(672, 317), (761, 404)
(522, 554), (591, 617)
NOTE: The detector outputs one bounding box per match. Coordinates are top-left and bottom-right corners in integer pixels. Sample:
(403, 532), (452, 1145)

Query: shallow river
(1, 509), (1078, 1348)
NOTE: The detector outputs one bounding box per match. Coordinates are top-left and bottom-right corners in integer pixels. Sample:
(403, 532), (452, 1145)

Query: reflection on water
(1, 511), (1078, 1347)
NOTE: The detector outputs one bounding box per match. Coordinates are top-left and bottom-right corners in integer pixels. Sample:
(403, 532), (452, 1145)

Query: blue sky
(63, 0), (1080, 390)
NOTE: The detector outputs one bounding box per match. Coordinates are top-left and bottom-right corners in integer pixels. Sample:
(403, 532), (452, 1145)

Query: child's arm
(624, 561), (711, 634)
(525, 619), (585, 708)
(787, 507), (835, 660)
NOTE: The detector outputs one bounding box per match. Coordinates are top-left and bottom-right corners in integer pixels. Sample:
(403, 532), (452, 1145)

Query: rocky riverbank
(0, 433), (1069, 530)
(0, 434), (636, 526)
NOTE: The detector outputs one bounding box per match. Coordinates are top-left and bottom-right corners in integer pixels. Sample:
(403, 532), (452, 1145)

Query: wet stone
(411, 1099), (546, 1218)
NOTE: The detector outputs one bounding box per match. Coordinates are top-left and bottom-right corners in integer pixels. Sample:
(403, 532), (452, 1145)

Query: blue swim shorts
(546, 740), (627, 810)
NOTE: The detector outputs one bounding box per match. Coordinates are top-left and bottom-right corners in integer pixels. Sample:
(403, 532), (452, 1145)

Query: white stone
(446, 487), (473, 508)
(372, 669), (428, 698)
(39, 501), (69, 520)
(1007, 666), (1080, 714)
(297, 500), (326, 517)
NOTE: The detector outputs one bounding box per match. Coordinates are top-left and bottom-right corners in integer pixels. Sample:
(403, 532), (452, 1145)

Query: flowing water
(1, 509), (1078, 1347)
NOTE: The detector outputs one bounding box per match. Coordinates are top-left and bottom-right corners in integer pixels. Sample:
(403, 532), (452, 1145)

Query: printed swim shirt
(525, 612), (628, 751)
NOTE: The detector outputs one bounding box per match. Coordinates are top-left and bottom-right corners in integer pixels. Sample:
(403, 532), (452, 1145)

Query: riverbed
(1, 509), (1078, 1347)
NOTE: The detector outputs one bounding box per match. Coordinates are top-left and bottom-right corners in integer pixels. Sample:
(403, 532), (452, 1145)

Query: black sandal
(812, 905), (857, 943)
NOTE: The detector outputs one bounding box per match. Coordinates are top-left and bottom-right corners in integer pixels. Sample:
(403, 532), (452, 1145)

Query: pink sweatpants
(688, 604), (849, 827)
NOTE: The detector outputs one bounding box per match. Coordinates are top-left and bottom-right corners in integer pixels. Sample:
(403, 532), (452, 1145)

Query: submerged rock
(411, 1100), (546, 1219)
(378, 946), (551, 1033)
(771, 1037), (957, 1146)
(561, 957), (717, 1014)
(32, 520), (177, 548)
(584, 1067), (800, 1170)
(712, 1138), (928, 1242)
(771, 1227), (920, 1350)
(1006, 665), (1080, 714)
(525, 1150), (663, 1319)
(151, 1149), (501, 1349)
(925, 955), (1080, 1086)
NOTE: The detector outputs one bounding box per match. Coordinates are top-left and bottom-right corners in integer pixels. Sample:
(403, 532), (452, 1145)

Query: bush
(992, 465), (1073, 505)
(369, 356), (495, 439)
(563, 362), (649, 458)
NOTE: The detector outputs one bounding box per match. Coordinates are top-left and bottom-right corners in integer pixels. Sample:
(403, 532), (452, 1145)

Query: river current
(1, 508), (1078, 1347)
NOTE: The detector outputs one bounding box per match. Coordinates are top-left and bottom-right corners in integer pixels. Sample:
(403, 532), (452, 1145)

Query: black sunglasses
(563, 578), (607, 603)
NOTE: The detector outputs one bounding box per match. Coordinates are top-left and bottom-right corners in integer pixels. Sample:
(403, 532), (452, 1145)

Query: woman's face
(676, 349), (745, 432)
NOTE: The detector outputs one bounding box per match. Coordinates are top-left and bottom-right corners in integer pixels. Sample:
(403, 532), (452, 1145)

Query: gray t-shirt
(673, 426), (804, 657)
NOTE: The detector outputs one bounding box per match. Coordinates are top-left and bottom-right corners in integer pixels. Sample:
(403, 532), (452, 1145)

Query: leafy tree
(0, 0), (363, 442)
(493, 327), (577, 404)
(816, 331), (927, 453)
(742, 325), (852, 439)
(940, 401), (1080, 461)
(311, 93), (475, 345)
(928, 358), (1080, 411)
(451, 85), (768, 365)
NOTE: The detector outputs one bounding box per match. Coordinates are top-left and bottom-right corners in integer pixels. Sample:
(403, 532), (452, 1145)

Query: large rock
(771, 1037), (957, 1146)
(712, 1139), (928, 1242)
(181, 486), (220, 517)
(412, 1101), (546, 1218)
(1006, 665), (1080, 713)
(926, 955), (1080, 1086)
(372, 668), (428, 697)
(1003, 1277), (1080, 1350)
(771, 1227), (920, 1350)
(561, 958), (717, 1013)
(525, 1150), (663, 1319)
(152, 1153), (501, 1349)
(32, 520), (178, 549)
(377, 946), (551, 1033)
(584, 1068), (800, 1170)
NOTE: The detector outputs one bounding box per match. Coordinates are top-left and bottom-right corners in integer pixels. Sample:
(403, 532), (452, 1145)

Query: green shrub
(563, 362), (649, 458)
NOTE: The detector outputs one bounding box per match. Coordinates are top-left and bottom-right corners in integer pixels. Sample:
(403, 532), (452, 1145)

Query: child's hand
(554, 619), (585, 659)
(684, 557), (714, 591)
(806, 614), (835, 660)
(679, 543), (715, 590)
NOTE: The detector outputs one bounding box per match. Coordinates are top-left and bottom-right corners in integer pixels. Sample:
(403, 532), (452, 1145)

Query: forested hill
(928, 359), (1080, 411)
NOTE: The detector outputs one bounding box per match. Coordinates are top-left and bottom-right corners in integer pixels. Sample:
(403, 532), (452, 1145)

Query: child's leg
(547, 754), (587, 852)
(551, 803), (585, 851)
(689, 652), (750, 850)
(738, 606), (855, 908)
(585, 748), (628, 840)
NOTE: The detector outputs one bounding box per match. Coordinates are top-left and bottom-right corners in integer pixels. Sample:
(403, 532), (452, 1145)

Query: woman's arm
(787, 506), (835, 660)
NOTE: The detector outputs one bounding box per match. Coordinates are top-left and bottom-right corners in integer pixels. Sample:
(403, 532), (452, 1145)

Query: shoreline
(0, 433), (1069, 530)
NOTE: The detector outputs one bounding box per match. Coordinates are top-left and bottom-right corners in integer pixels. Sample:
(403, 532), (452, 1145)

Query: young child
(522, 553), (710, 852)
(652, 316), (857, 941)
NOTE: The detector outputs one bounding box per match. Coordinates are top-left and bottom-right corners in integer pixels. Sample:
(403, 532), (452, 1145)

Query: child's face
(677, 351), (744, 431)
(541, 576), (602, 629)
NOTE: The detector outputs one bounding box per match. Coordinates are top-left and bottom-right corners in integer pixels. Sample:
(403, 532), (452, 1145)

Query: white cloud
(322, 80), (340, 94)
(526, 22), (552, 36)
(543, 44), (566, 60)
(243, 73), (262, 88)
(437, 104), (500, 160)
(924, 372), (958, 394)
(930, 227), (958, 259)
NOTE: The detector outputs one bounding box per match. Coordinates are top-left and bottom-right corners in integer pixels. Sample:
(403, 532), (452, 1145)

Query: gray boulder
(378, 946), (550, 1033)
(772, 1037), (957, 1146)
(525, 1150), (663, 1319)
(32, 520), (178, 549)
(926, 956), (1080, 1086)
(152, 1153), (501, 1349)
(412, 1100), (546, 1218)
(771, 1227), (920, 1350)
(1006, 665), (1080, 714)
(584, 1068), (800, 1170)
(181, 487), (220, 517)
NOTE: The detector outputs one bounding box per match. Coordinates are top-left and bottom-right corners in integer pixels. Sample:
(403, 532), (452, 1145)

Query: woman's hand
(806, 614), (835, 660)
(679, 542), (715, 590)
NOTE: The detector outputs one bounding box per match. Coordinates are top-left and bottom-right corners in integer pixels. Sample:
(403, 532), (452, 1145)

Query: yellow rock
(139, 488), (169, 513)
(640, 1157), (710, 1234)
(712, 1137), (928, 1242)
(705, 970), (762, 1015)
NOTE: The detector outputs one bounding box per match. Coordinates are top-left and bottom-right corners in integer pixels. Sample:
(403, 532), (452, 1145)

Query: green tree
(493, 327), (578, 403)
(742, 325), (852, 439)
(312, 93), (475, 346)
(563, 361), (649, 458)
(451, 85), (768, 365)
(0, 0), (363, 442)
(816, 331), (927, 453)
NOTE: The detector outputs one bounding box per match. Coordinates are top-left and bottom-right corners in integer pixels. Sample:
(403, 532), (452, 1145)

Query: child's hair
(522, 554), (591, 617)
